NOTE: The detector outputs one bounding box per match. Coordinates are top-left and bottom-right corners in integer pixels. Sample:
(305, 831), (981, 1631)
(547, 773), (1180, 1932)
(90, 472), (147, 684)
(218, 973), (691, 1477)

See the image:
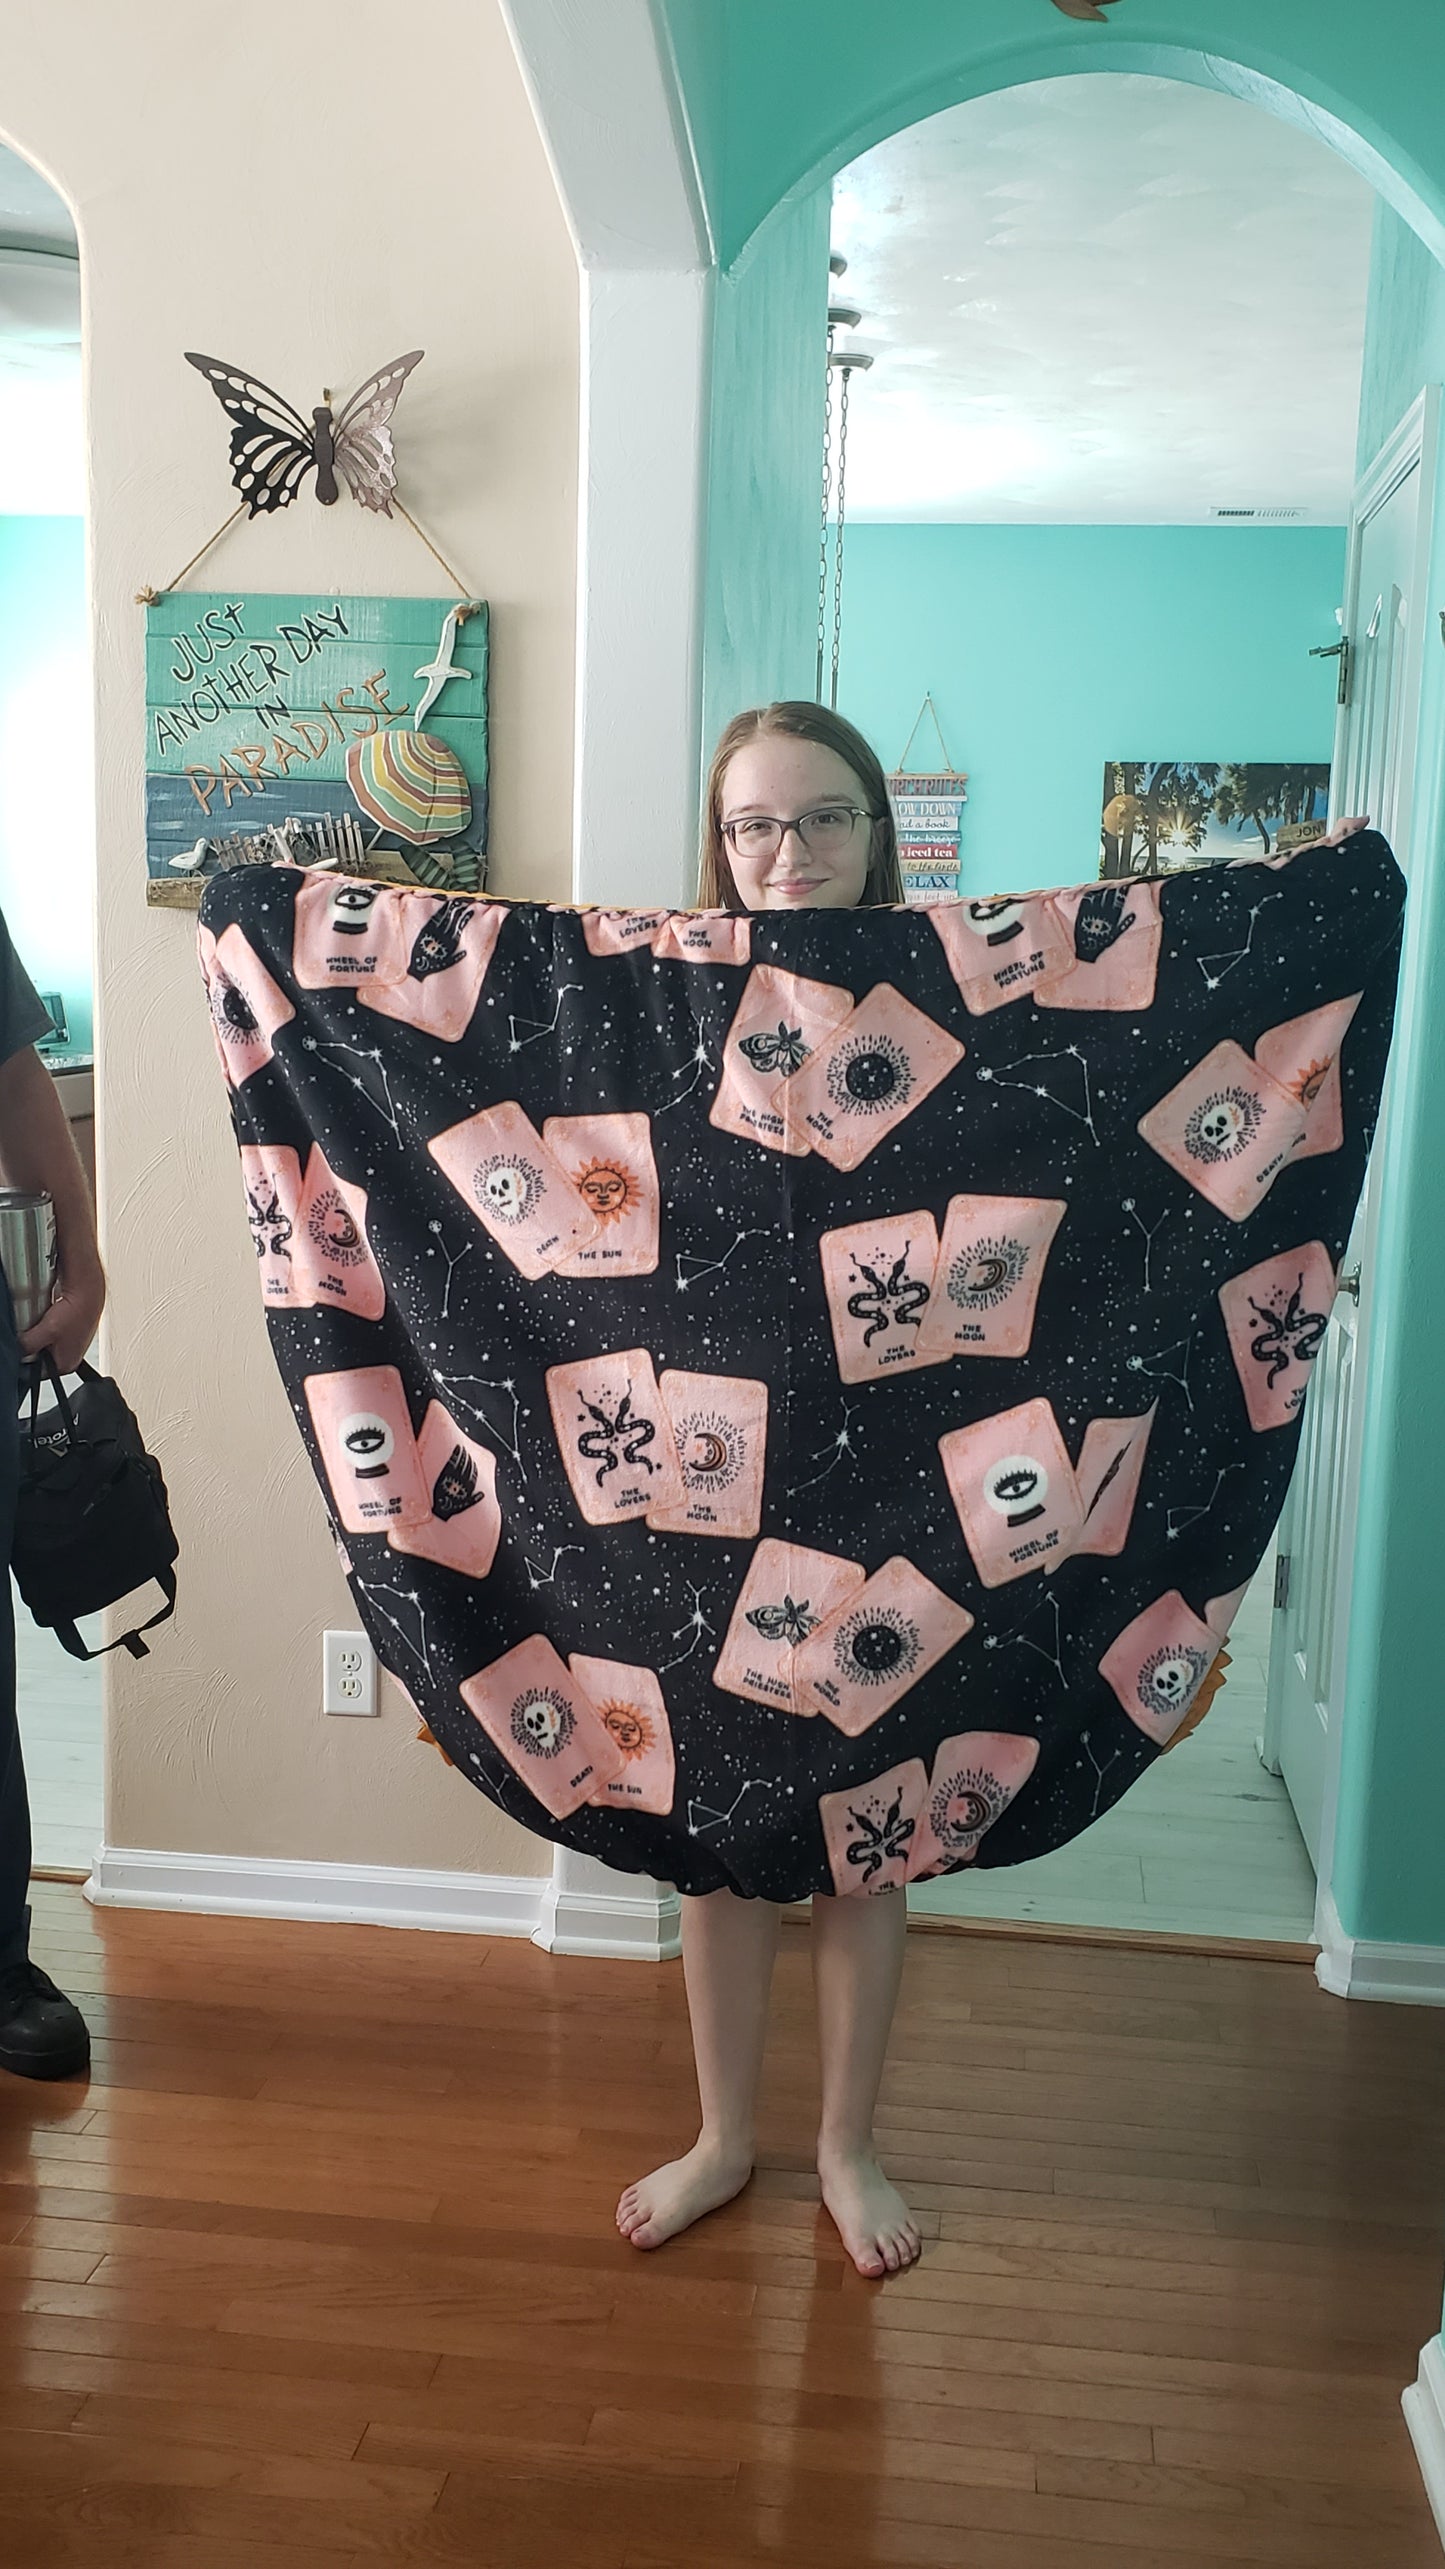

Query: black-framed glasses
(722, 804), (872, 863)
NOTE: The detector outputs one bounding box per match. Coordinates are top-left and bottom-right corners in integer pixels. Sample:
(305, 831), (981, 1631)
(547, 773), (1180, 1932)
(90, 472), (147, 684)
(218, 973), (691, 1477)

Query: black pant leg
(0, 1315), (27, 1961)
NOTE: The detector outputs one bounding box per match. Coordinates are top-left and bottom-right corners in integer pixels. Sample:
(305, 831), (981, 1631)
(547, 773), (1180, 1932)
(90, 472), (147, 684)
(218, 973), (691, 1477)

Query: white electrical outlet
(323, 1629), (376, 1716)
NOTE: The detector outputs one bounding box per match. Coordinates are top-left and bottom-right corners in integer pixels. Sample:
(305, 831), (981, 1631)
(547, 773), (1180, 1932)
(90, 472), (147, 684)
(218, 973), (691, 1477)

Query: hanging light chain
(816, 322), (836, 704)
(829, 357), (853, 711)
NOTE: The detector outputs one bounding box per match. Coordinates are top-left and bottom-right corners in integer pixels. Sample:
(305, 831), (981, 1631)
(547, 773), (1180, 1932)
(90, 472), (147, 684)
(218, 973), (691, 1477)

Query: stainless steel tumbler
(0, 1188), (56, 1333)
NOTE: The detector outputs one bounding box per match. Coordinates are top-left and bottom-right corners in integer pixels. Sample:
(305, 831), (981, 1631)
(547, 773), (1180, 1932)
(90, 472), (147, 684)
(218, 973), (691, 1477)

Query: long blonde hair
(698, 702), (903, 910)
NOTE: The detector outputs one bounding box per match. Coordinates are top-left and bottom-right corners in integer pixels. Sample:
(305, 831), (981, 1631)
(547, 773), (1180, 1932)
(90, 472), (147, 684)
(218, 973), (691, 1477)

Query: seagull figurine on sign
(413, 603), (473, 727)
(184, 348), (424, 516)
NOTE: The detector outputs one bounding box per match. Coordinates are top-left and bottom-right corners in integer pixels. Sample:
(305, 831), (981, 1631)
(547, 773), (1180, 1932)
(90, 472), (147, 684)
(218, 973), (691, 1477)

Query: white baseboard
(84, 1844), (678, 1960)
(1403, 2335), (1445, 2549)
(1314, 1886), (1445, 2005)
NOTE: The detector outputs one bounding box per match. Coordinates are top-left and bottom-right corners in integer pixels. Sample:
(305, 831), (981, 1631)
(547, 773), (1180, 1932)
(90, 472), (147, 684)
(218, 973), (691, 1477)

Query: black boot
(0, 1910), (89, 2081)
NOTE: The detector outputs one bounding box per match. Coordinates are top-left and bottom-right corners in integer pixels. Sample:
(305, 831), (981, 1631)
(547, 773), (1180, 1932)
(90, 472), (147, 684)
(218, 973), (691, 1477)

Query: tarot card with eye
(304, 1364), (430, 1533)
(1137, 1040), (1308, 1221)
(713, 1539), (867, 1710)
(781, 983), (965, 1171)
(1039, 879), (1163, 1013)
(818, 1210), (947, 1384)
(572, 1653), (676, 1816)
(907, 1730), (1041, 1878)
(459, 1635), (625, 1817)
(820, 1756), (928, 1896)
(915, 1192), (1067, 1361)
(546, 1347), (684, 1525)
(709, 965), (856, 1155)
(647, 1369), (769, 1538)
(1099, 1590), (1222, 1746)
(388, 1400), (502, 1578)
(358, 892), (505, 1044)
(542, 1112), (660, 1277)
(929, 894), (1073, 1014)
(292, 874), (409, 987)
(938, 1397), (1084, 1587)
(200, 922), (295, 1089)
(1218, 1240), (1336, 1430)
(429, 1100), (600, 1279)
(792, 1556), (974, 1734)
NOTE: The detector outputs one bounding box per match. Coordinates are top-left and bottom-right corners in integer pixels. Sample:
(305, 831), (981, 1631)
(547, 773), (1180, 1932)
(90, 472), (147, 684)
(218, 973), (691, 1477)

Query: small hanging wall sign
(887, 695), (968, 906)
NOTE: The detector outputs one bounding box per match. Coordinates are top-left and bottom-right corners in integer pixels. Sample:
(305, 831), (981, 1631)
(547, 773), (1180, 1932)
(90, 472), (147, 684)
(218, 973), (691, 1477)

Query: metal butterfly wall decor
(183, 348), (425, 517)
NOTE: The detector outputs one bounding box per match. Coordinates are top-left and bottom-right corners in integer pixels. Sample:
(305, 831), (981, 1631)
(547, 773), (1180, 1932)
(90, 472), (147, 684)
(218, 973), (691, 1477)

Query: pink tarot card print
(459, 1634), (624, 1818)
(821, 1756), (928, 1896)
(1040, 879), (1163, 1013)
(358, 894), (505, 1043)
(929, 894), (1074, 1014)
(387, 1400), (502, 1579)
(939, 1398), (1085, 1587)
(908, 1732), (1041, 1879)
(239, 1144), (305, 1309)
(202, 923), (295, 1088)
(1218, 1240), (1336, 1431)
(428, 1100), (600, 1279)
(819, 1211), (947, 1385)
(293, 1147), (386, 1322)
(651, 911), (753, 966)
(572, 1654), (676, 1816)
(582, 907), (670, 957)
(1137, 1040), (1308, 1221)
(792, 1556), (974, 1735)
(292, 874), (409, 988)
(781, 984), (965, 1171)
(712, 1539), (867, 1711)
(303, 1365), (430, 1533)
(1100, 1591), (1222, 1745)
(1253, 993), (1362, 1160)
(1066, 1406), (1157, 1560)
(915, 1193), (1067, 1361)
(709, 965), (856, 1156)
(542, 1112), (660, 1278)
(546, 1347), (684, 1525)
(647, 1369), (769, 1538)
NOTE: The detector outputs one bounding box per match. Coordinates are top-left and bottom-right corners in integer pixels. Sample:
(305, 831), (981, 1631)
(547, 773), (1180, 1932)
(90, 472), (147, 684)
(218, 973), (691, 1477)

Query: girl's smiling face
(719, 735), (877, 911)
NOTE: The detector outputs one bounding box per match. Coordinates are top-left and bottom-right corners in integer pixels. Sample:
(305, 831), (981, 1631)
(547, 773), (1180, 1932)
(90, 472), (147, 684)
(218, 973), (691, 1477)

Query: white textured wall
(0, 0), (577, 1874)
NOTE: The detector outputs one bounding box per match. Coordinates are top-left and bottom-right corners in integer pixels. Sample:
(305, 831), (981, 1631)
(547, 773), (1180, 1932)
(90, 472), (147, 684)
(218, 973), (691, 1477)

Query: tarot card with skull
(459, 1634), (625, 1817)
(1099, 1590), (1223, 1744)
(1138, 1040), (1308, 1221)
(429, 1100), (601, 1279)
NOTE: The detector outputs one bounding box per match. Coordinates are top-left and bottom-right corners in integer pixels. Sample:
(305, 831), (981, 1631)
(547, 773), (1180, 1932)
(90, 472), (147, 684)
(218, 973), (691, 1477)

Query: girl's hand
(21, 1257), (106, 1375)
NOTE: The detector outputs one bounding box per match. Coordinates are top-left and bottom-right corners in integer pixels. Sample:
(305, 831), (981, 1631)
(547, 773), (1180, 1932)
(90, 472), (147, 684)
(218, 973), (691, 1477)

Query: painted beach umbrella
(346, 728), (470, 844)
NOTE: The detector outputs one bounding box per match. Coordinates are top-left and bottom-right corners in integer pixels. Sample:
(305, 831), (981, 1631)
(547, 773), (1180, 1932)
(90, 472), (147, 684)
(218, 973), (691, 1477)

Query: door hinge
(1309, 636), (1352, 705)
(1273, 1553), (1291, 1610)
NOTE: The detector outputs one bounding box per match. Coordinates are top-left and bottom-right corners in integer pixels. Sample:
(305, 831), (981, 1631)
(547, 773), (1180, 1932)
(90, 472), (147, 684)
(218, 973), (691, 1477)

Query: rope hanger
(135, 495), (477, 609)
(893, 693), (964, 778)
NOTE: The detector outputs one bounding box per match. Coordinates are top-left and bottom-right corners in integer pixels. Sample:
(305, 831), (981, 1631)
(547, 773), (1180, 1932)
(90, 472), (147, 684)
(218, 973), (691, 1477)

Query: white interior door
(1262, 389), (1439, 1875)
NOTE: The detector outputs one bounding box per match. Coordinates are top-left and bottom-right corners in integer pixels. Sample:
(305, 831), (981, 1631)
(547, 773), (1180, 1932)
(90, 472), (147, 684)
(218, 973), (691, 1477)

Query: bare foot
(818, 2147), (922, 2278)
(616, 2138), (753, 2250)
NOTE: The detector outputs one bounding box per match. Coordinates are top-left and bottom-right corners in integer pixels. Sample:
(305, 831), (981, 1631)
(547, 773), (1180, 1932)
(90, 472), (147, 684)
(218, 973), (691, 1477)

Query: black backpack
(13, 1358), (179, 1661)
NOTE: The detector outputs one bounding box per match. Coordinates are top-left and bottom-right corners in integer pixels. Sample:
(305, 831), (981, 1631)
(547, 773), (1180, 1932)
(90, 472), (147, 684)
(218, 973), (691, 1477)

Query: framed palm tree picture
(1100, 762), (1330, 877)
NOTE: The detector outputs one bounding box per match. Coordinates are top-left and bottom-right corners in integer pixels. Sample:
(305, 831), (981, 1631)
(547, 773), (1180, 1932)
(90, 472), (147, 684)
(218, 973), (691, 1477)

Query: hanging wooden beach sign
(144, 591), (488, 900)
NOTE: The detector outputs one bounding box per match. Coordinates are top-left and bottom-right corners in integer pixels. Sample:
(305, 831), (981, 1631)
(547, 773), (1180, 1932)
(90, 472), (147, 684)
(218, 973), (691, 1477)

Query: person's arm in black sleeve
(0, 920), (104, 1374)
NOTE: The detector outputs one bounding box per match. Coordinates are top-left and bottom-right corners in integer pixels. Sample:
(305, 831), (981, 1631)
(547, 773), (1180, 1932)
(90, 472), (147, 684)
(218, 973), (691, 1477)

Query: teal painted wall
(1357, 203), (1445, 466)
(0, 517), (92, 1053)
(835, 524), (1345, 896)
(701, 184), (832, 762)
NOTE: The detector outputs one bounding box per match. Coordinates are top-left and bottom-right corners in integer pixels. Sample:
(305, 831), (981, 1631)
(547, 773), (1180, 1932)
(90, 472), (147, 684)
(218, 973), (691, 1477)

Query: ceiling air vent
(1210, 505), (1306, 521)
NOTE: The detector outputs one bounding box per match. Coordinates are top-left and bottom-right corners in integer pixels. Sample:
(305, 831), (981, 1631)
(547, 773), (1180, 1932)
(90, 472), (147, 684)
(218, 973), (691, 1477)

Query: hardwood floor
(3, 1883), (1444, 2566)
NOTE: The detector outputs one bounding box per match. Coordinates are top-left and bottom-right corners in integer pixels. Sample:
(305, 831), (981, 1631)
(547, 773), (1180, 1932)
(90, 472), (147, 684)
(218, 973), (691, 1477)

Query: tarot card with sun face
(651, 911), (753, 966)
(928, 894), (1074, 1014)
(459, 1635), (625, 1818)
(582, 907), (670, 956)
(546, 1347), (684, 1525)
(292, 875), (409, 987)
(292, 1146), (386, 1322)
(1039, 879), (1163, 1012)
(240, 1145), (306, 1309)
(915, 1192), (1067, 1362)
(358, 893), (505, 1044)
(1100, 1591), (1222, 1745)
(542, 1113), (660, 1278)
(907, 1731), (1041, 1879)
(819, 1211), (948, 1385)
(387, 1400), (502, 1578)
(304, 1365), (430, 1533)
(709, 965), (856, 1155)
(571, 1654), (676, 1815)
(1138, 1040), (1308, 1221)
(1218, 1240), (1336, 1431)
(1253, 993), (1361, 1160)
(793, 1557), (974, 1734)
(200, 922), (295, 1089)
(647, 1370), (769, 1538)
(939, 1398), (1085, 1587)
(1064, 1405), (1157, 1560)
(713, 1539), (867, 1710)
(429, 1100), (600, 1280)
(781, 984), (966, 1171)
(820, 1756), (928, 1895)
